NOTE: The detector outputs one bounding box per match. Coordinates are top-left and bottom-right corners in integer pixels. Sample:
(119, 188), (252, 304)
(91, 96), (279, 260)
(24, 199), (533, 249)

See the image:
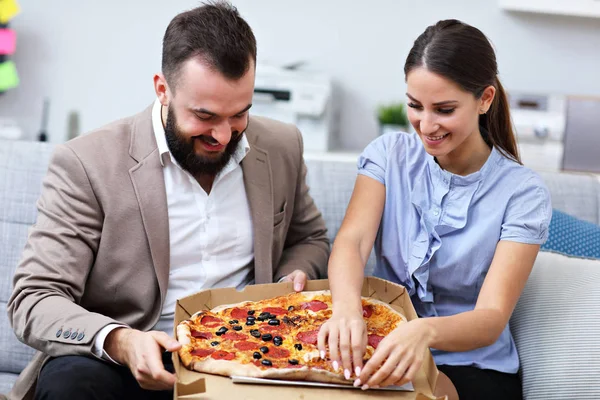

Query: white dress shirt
(93, 100), (254, 362)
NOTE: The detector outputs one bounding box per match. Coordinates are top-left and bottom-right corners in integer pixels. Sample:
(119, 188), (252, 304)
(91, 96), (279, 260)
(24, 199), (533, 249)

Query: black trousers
(35, 353), (175, 400)
(437, 365), (522, 400)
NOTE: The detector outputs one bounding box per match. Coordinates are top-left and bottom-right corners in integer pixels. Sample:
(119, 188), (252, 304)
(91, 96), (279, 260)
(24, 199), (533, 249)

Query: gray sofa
(1, 139), (600, 398)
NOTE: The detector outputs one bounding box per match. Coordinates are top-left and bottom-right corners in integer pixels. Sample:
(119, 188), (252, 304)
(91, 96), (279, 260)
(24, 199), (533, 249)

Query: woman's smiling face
(406, 67), (489, 161)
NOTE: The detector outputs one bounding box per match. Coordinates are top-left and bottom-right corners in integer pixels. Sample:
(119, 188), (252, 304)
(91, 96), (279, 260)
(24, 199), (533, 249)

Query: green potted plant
(377, 102), (410, 135)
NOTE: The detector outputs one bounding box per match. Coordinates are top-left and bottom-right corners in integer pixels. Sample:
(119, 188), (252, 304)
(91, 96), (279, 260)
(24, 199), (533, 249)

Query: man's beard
(164, 107), (245, 176)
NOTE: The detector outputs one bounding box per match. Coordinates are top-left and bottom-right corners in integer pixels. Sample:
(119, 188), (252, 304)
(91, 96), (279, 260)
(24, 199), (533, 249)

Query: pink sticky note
(0, 29), (16, 55)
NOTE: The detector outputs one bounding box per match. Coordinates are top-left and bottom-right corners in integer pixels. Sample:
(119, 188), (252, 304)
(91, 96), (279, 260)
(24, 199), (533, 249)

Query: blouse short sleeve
(357, 133), (401, 185)
(500, 175), (552, 244)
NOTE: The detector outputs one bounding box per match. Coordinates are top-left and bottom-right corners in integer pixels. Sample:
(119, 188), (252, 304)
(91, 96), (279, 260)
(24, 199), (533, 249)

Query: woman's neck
(436, 130), (492, 176)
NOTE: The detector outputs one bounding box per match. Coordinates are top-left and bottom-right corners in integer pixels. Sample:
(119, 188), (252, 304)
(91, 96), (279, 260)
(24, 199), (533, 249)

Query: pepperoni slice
(260, 324), (285, 332)
(234, 341), (260, 351)
(200, 315), (223, 328)
(191, 330), (212, 340)
(262, 307), (287, 316)
(191, 348), (215, 358)
(230, 308), (249, 320)
(297, 330), (318, 345)
(300, 300), (328, 312)
(268, 346), (290, 359)
(222, 332), (247, 341)
(211, 350), (236, 360)
(362, 305), (374, 318)
(368, 334), (384, 349)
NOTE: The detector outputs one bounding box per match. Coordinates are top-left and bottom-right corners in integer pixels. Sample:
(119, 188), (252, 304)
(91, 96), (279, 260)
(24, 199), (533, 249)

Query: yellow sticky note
(0, 60), (19, 91)
(0, 0), (21, 24)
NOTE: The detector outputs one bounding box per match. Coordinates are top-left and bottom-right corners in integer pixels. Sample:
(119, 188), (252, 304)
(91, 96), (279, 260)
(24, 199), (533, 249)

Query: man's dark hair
(162, 1), (257, 89)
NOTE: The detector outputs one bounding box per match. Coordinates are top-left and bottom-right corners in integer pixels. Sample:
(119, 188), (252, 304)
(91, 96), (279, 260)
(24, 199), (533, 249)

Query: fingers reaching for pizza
(279, 269), (307, 292)
(355, 319), (431, 390)
(105, 328), (181, 390)
(317, 309), (367, 379)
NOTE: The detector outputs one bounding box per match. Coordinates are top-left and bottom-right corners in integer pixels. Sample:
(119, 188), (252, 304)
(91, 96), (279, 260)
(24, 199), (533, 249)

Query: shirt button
(433, 209), (440, 216)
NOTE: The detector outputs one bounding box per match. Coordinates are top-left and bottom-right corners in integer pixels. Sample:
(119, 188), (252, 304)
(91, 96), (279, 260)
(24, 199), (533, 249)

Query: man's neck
(196, 173), (216, 195)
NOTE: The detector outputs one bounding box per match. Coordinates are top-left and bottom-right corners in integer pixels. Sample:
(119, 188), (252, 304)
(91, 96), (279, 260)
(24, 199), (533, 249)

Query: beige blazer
(6, 106), (330, 399)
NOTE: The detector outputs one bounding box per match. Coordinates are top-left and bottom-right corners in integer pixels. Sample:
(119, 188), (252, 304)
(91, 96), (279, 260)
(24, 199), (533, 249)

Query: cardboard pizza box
(172, 277), (447, 399)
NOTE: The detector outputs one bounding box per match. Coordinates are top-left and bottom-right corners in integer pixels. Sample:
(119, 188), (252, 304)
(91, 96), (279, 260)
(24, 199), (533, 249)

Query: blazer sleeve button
(63, 330), (71, 339)
(56, 329), (62, 338)
(70, 331), (78, 340)
(77, 332), (85, 341)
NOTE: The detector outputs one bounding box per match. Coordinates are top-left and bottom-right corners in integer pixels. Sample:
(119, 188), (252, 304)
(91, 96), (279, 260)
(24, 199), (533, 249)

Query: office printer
(251, 64), (338, 152)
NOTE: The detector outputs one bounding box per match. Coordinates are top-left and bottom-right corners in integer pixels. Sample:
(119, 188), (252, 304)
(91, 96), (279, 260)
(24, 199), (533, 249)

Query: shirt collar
(151, 99), (251, 168)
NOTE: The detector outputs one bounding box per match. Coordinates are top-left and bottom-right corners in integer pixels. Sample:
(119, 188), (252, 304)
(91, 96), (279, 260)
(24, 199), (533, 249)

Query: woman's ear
(479, 85), (496, 114)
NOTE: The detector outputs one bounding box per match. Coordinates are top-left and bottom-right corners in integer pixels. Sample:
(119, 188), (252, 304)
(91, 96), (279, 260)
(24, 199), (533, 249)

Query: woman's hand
(355, 319), (433, 389)
(317, 308), (367, 380)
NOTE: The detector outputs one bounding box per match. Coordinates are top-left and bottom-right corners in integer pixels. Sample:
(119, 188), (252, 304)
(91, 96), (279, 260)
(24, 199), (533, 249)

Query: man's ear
(153, 73), (171, 106)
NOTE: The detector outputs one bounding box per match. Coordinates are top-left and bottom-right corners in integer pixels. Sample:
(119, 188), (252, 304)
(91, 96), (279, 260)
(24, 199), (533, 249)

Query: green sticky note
(0, 60), (19, 91)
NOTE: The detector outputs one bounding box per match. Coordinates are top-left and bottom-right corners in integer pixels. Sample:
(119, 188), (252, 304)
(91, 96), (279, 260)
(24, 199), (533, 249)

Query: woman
(317, 20), (551, 400)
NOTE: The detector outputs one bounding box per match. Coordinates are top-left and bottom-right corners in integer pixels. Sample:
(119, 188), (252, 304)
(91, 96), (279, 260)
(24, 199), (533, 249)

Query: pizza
(176, 290), (406, 384)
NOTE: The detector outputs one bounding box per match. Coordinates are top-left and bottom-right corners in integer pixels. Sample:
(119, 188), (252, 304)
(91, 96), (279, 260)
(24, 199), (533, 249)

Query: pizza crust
(189, 357), (350, 384)
(177, 322), (192, 346)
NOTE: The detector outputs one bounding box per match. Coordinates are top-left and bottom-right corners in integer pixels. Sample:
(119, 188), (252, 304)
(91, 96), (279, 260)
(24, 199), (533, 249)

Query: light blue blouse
(358, 132), (551, 373)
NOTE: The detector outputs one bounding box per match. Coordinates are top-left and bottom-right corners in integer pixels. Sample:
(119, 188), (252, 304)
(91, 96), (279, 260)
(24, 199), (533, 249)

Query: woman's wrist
(414, 317), (438, 348)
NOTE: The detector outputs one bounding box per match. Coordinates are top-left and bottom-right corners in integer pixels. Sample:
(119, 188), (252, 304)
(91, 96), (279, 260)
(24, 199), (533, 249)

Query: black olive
(217, 327), (228, 334)
(294, 343), (302, 351)
(253, 352), (262, 359)
(259, 311), (270, 317)
(245, 320), (255, 326)
(261, 359), (272, 366)
(288, 305), (294, 311)
(268, 319), (280, 326)
(246, 316), (256, 321)
(260, 346), (269, 354)
(268, 314), (277, 320)
(257, 316), (266, 322)
(210, 341), (219, 346)
(250, 329), (261, 338)
(232, 325), (243, 331)
(247, 310), (256, 315)
(273, 337), (283, 346)
(262, 333), (273, 341)
(229, 320), (238, 325)
(288, 359), (299, 365)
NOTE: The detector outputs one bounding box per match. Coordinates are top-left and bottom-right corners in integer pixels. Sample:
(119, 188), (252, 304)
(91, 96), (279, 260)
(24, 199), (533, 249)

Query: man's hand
(105, 328), (181, 390)
(280, 269), (308, 292)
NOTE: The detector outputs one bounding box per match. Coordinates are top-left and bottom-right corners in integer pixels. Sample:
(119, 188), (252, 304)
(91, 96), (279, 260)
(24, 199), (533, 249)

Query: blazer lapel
(128, 106), (170, 305)
(242, 144), (273, 284)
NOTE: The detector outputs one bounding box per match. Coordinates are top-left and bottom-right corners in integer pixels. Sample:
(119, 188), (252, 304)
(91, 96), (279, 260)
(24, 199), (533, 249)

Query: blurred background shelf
(499, 0), (600, 19)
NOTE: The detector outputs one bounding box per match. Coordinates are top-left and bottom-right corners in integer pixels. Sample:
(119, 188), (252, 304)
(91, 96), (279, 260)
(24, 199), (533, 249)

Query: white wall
(2, 0), (600, 150)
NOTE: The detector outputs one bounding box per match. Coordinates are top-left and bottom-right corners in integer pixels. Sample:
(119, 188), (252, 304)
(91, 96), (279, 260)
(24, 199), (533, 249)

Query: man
(7, 3), (329, 399)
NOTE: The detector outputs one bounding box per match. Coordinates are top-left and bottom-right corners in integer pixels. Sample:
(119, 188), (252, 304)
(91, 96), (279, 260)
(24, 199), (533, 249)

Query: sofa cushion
(510, 251), (600, 400)
(538, 171), (600, 225)
(541, 209), (600, 259)
(0, 140), (56, 375)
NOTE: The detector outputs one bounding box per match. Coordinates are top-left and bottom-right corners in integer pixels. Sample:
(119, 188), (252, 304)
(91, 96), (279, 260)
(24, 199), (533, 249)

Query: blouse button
(433, 209), (440, 216)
